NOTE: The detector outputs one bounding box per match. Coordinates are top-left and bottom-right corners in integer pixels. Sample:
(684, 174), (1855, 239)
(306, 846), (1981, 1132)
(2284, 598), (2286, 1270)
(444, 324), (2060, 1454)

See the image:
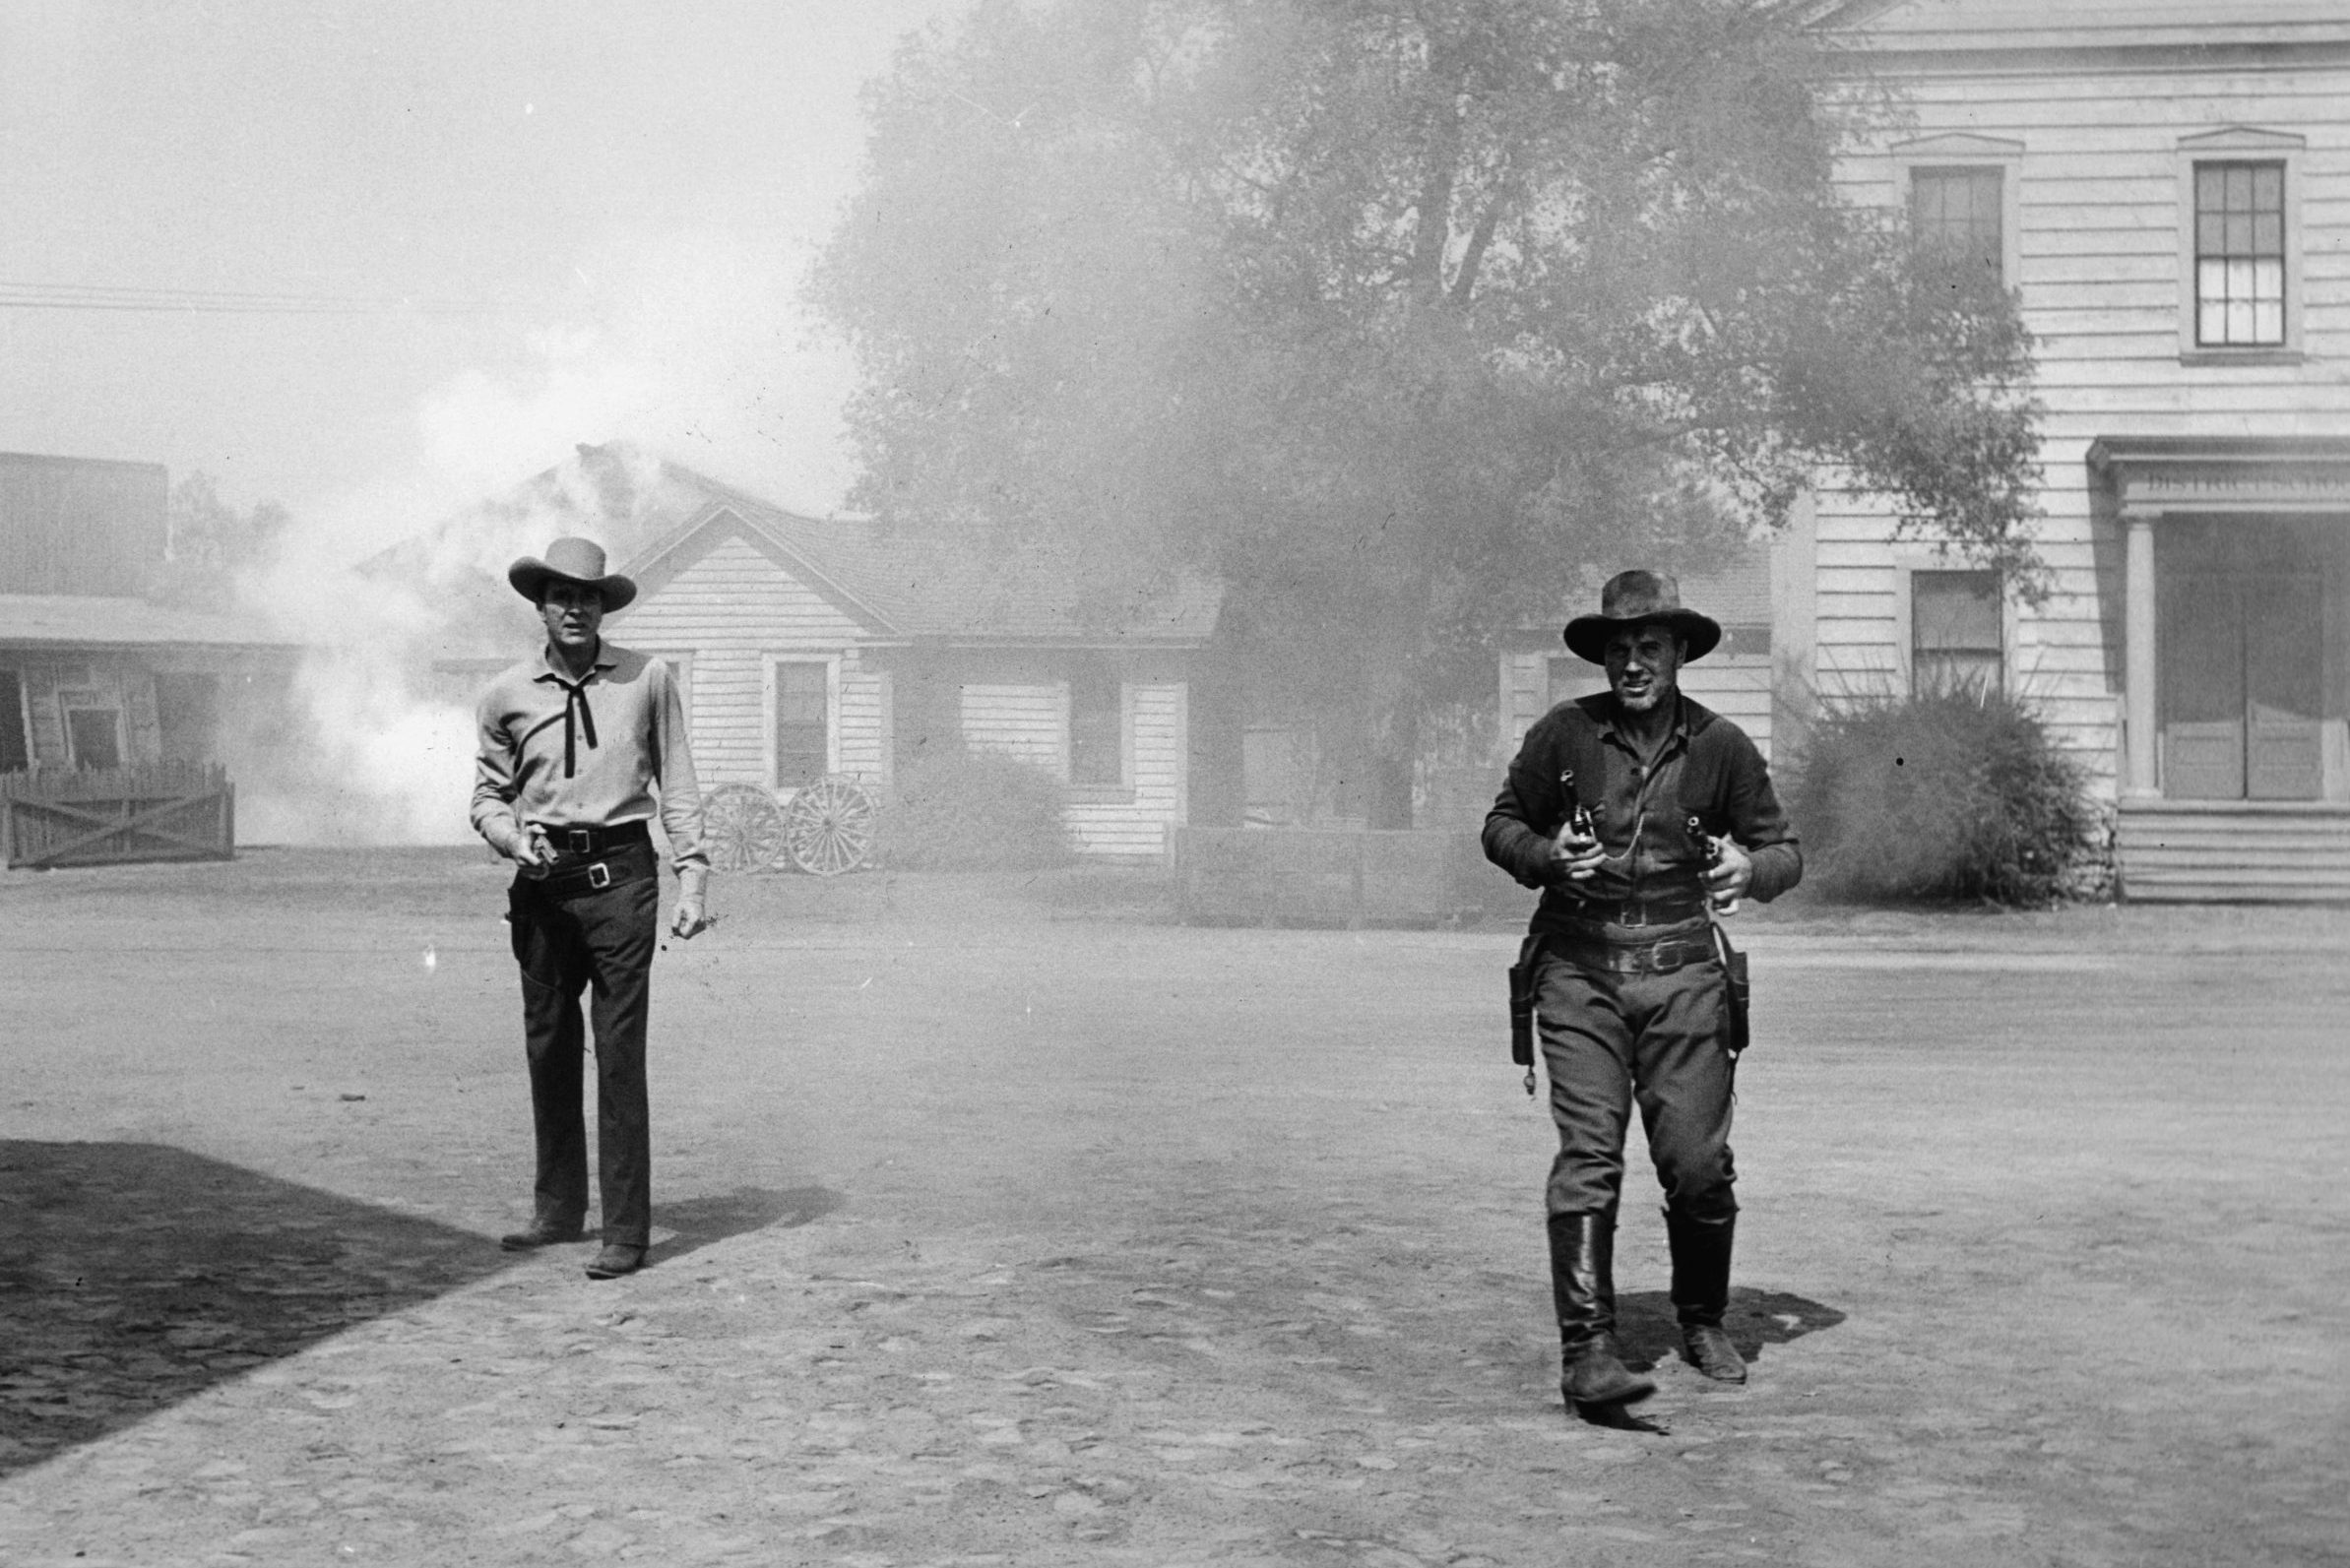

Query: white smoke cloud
(230, 229), (856, 845)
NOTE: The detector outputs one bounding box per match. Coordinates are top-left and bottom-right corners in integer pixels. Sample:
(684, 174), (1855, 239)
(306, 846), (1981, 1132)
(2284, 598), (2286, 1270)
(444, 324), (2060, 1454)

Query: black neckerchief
(544, 643), (603, 778)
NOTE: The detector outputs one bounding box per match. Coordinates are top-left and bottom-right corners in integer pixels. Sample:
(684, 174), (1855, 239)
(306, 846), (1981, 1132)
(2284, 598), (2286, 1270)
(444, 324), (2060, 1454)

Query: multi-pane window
(773, 661), (829, 787)
(1069, 665), (1123, 786)
(1912, 571), (2002, 698)
(1910, 166), (2004, 284)
(2194, 161), (2285, 346)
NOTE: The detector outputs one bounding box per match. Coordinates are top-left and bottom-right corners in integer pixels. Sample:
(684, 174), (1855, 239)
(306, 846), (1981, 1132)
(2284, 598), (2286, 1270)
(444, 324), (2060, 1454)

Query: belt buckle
(1618, 903), (1651, 928)
(588, 861), (610, 890)
(567, 828), (595, 855)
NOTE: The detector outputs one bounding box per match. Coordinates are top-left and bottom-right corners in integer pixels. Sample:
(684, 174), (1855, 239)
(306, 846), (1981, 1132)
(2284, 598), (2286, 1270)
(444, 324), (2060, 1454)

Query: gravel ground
(2, 848), (2346, 1567)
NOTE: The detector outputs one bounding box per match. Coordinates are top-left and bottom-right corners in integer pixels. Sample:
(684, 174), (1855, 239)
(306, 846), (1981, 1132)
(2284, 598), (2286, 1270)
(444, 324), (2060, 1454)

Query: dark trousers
(1535, 948), (1738, 1223)
(508, 853), (659, 1247)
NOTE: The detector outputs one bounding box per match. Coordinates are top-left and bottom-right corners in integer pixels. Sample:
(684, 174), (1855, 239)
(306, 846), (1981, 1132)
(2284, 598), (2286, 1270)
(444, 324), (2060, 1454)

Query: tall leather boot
(1667, 1208), (1747, 1383)
(1548, 1211), (1655, 1410)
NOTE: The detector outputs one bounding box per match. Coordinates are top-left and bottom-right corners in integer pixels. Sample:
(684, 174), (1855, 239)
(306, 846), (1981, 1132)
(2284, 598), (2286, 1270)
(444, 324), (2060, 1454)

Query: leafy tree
(813, 0), (2041, 825)
(149, 471), (289, 608)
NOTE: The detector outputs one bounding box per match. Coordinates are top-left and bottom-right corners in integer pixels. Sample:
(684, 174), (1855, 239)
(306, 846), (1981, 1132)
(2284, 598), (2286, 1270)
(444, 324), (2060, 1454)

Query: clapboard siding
(1853, 0), (2347, 35)
(2118, 802), (2350, 901)
(1810, 12), (2350, 819)
(626, 532), (868, 650)
(684, 649), (770, 784)
(963, 680), (1188, 859)
(840, 665), (888, 788)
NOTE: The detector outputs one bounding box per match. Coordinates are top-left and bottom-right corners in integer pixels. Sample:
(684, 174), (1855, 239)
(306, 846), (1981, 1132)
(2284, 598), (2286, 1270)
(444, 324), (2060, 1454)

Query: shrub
(1785, 686), (2097, 906)
(880, 747), (1074, 871)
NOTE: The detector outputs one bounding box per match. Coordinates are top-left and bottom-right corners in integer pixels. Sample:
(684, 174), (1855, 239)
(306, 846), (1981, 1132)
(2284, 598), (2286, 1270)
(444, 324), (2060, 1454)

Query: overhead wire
(0, 279), (524, 316)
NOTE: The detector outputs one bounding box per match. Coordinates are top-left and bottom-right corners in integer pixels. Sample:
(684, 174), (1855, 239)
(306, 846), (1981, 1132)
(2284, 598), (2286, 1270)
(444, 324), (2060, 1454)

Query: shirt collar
(1596, 690), (1690, 746)
(534, 641), (615, 684)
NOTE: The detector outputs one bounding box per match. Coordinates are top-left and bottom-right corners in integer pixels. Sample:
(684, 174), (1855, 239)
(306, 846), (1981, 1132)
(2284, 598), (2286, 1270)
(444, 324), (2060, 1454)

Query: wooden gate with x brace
(0, 762), (234, 869)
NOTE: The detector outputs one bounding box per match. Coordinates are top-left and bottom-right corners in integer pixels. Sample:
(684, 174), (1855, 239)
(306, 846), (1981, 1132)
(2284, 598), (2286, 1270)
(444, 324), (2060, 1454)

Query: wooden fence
(1171, 826), (1496, 926)
(1, 762), (235, 869)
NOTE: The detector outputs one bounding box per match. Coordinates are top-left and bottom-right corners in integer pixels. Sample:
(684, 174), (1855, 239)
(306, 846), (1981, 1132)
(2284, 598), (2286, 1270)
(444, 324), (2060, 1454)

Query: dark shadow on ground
(0, 1140), (516, 1477)
(649, 1185), (842, 1267)
(1616, 1286), (1847, 1373)
(1572, 1398), (1670, 1433)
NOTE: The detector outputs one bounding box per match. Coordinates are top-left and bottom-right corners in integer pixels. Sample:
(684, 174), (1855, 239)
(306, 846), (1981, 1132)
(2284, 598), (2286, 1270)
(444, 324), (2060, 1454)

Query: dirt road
(3, 850), (2346, 1565)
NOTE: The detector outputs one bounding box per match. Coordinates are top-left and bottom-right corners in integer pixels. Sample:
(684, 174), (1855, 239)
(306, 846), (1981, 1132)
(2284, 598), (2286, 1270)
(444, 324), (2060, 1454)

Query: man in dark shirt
(1485, 569), (1800, 1412)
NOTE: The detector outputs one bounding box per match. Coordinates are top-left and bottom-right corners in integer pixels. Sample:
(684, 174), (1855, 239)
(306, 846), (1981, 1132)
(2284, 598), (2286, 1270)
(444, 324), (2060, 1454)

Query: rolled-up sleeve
(650, 659), (710, 901)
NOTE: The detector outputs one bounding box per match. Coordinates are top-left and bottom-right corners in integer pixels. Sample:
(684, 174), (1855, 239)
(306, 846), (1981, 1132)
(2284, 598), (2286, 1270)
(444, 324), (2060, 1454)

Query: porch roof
(0, 595), (302, 652)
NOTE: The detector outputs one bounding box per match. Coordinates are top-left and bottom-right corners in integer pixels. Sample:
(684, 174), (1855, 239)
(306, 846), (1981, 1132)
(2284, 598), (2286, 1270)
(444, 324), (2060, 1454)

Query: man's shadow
(0, 1140), (515, 1477)
(1578, 1287), (1847, 1431)
(646, 1185), (842, 1267)
(0, 1147), (853, 1475)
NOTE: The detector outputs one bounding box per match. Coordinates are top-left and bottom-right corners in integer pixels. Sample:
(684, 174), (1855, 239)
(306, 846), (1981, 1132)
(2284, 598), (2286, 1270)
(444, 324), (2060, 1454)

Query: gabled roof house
(408, 444), (1228, 862)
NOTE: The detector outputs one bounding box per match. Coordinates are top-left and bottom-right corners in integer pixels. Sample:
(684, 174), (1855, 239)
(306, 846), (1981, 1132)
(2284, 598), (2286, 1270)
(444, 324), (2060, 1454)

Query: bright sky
(0, 0), (974, 550)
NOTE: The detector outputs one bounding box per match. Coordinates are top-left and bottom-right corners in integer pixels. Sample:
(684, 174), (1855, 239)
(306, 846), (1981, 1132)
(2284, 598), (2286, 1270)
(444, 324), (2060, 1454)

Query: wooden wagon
(699, 774), (878, 876)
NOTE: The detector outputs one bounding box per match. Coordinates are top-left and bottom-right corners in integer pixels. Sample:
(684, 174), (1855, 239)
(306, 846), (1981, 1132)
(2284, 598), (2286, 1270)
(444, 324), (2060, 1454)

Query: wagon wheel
(703, 783), (789, 874)
(784, 774), (877, 877)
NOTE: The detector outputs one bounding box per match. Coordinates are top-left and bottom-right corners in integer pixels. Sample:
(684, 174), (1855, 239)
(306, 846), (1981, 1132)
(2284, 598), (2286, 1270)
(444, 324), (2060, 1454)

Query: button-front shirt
(471, 641), (710, 899)
(1484, 691), (1799, 934)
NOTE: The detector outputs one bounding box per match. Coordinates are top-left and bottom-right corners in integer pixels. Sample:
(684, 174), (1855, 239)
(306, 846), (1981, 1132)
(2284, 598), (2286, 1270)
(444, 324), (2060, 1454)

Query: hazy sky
(0, 0), (974, 547)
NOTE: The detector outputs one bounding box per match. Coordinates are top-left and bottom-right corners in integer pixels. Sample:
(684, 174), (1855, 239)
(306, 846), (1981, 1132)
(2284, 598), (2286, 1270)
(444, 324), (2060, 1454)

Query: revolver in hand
(1553, 774), (1603, 883)
(1690, 815), (1739, 915)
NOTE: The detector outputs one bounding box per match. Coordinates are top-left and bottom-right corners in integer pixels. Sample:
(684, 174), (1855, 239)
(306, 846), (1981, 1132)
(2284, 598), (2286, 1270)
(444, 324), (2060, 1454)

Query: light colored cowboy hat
(507, 536), (637, 613)
(1562, 569), (1722, 664)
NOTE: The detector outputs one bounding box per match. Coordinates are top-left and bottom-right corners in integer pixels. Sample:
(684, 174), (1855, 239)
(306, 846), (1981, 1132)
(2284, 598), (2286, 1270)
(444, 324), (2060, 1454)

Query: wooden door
(2159, 569), (2323, 800)
(2245, 573), (2323, 798)
(2160, 573), (2246, 798)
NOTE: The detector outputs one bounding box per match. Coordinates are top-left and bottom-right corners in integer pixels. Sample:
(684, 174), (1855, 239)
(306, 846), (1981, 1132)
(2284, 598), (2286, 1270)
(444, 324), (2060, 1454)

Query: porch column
(2124, 514), (2159, 799)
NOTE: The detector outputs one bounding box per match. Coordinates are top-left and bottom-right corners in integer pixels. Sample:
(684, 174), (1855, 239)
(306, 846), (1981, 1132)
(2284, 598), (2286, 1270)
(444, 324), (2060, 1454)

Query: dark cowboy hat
(1561, 569), (1721, 664)
(507, 536), (637, 613)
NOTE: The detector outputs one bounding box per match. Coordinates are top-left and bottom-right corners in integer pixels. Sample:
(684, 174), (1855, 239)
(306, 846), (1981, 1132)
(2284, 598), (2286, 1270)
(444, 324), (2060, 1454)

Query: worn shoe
(1562, 1337), (1656, 1410)
(584, 1244), (646, 1280)
(499, 1220), (589, 1251)
(1682, 1324), (1748, 1383)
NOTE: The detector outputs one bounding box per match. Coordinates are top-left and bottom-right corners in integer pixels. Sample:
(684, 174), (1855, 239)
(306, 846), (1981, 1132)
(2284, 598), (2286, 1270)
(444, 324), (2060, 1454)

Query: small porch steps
(2117, 799), (2350, 903)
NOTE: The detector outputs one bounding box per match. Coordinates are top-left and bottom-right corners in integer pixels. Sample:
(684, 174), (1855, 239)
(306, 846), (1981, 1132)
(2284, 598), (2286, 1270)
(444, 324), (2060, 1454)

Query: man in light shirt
(471, 536), (711, 1280)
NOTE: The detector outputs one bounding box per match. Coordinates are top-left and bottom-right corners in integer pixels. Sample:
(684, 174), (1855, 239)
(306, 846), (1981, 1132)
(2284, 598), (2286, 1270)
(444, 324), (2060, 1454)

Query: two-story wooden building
(1791, 0), (2350, 900)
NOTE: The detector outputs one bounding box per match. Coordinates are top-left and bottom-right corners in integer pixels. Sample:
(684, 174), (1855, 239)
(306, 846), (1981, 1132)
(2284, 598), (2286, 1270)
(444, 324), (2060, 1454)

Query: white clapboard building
(1786, 0), (2350, 900)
